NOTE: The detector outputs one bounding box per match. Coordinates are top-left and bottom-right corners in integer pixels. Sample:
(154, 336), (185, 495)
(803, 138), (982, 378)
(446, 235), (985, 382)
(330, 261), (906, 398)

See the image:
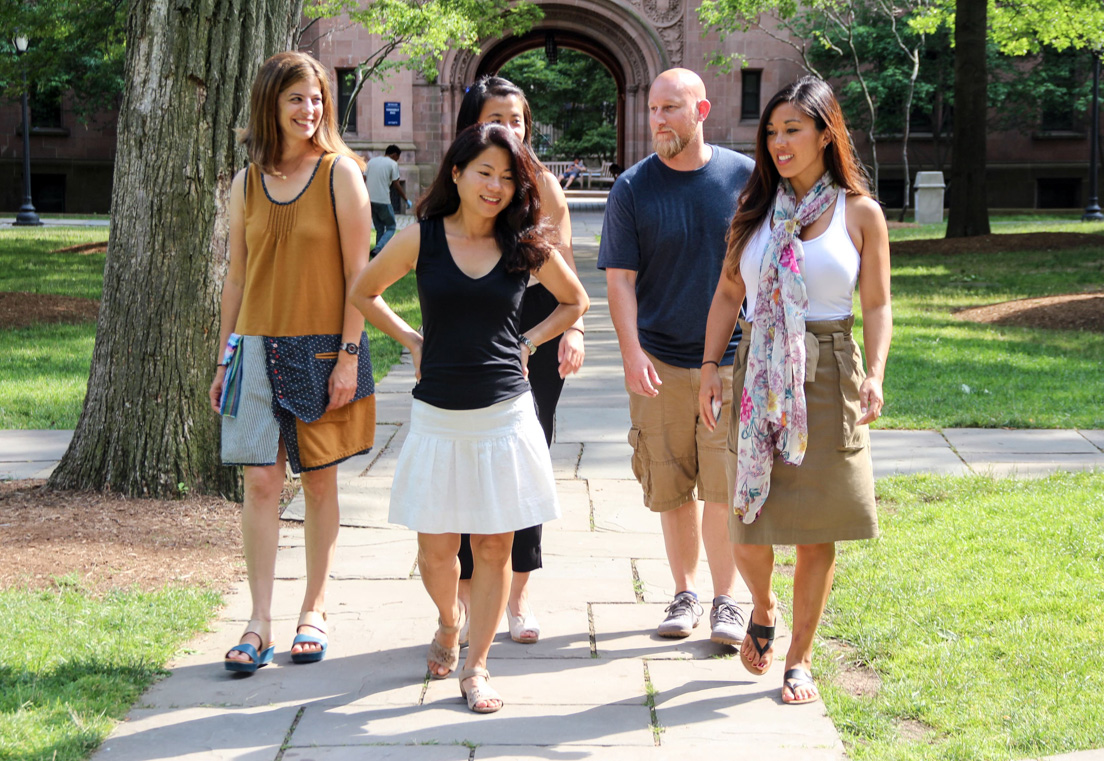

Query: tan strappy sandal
(458, 666), (503, 714)
(426, 601), (466, 680)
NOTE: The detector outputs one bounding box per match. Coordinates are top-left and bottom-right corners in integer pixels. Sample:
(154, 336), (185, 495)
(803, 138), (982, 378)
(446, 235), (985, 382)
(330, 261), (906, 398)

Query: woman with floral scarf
(698, 76), (892, 705)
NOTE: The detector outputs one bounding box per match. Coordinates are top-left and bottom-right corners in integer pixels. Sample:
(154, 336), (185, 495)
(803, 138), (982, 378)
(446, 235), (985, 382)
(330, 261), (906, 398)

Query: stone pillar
(914, 171), (946, 224)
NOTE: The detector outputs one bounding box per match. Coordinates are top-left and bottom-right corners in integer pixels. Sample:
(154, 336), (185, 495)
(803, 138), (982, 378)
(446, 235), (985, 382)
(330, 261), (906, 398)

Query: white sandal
(505, 602), (540, 644)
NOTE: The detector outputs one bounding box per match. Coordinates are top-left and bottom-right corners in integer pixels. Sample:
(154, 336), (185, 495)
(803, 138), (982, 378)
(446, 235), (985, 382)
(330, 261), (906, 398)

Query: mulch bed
(0, 480), (245, 594)
(954, 292), (1104, 333)
(0, 291), (100, 330)
(51, 241), (109, 255)
(891, 232), (1103, 256)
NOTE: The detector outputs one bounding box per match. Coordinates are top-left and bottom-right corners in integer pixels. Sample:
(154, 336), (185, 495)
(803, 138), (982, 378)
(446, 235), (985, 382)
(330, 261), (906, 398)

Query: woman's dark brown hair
(238, 51), (365, 175)
(725, 76), (870, 278)
(416, 122), (554, 274)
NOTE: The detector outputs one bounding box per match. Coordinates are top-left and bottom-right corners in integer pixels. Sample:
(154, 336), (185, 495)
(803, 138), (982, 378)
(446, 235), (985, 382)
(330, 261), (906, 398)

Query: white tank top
(741, 188), (860, 321)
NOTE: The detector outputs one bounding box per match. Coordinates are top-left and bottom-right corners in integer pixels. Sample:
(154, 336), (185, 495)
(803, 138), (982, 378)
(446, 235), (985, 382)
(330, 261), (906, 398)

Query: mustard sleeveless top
(236, 154), (346, 337)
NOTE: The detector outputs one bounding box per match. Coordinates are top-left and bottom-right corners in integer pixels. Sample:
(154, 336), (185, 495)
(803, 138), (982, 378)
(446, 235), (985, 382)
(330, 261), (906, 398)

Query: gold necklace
(273, 153), (309, 181)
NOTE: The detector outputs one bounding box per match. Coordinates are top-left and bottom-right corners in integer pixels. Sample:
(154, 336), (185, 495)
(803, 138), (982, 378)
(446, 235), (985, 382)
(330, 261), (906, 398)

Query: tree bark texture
(50, 0), (303, 498)
(946, 0), (990, 238)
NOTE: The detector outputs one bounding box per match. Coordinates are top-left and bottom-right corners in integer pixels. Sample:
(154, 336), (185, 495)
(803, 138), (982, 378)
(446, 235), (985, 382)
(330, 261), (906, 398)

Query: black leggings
(458, 284), (564, 578)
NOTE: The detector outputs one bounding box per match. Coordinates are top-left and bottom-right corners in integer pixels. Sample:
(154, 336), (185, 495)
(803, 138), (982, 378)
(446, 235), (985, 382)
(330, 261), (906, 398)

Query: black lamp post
(12, 35), (42, 227)
(1084, 49), (1103, 222)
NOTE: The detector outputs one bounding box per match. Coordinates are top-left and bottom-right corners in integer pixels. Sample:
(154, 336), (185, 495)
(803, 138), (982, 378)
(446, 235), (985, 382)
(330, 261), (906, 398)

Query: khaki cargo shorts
(627, 351), (733, 512)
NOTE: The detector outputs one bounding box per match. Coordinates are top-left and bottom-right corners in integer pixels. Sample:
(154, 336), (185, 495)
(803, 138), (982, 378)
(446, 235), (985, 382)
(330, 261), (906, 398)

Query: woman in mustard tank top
(208, 52), (375, 674)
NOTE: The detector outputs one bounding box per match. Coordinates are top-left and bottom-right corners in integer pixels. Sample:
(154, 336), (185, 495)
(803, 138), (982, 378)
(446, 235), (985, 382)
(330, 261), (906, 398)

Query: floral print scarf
(734, 172), (838, 524)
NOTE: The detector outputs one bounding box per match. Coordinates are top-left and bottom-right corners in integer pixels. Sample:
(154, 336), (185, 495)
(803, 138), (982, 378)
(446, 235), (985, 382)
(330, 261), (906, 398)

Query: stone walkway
(4, 213), (1101, 761)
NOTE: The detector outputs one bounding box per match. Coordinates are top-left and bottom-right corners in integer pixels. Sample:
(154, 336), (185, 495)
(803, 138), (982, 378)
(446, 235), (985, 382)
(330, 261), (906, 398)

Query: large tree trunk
(946, 0), (990, 238)
(50, 0), (303, 498)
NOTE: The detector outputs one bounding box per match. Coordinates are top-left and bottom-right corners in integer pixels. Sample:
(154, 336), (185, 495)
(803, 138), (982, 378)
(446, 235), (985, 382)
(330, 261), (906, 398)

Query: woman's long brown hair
(725, 76), (871, 279)
(238, 51), (366, 175)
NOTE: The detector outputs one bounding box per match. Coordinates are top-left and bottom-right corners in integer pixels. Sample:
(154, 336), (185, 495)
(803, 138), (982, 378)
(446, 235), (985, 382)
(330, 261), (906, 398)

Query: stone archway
(476, 30), (629, 164)
(427, 0), (684, 169)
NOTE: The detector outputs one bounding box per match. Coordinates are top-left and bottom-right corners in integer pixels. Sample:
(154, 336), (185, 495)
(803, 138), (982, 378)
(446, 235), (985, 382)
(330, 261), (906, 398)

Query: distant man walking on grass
(598, 68), (754, 643)
(365, 144), (408, 256)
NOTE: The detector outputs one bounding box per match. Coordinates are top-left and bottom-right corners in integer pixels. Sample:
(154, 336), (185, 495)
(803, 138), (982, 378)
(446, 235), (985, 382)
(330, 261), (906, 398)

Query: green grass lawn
(0, 228), (418, 428)
(0, 582), (221, 761)
(812, 472), (1104, 761)
(2, 219), (1102, 429)
(857, 224), (1104, 429)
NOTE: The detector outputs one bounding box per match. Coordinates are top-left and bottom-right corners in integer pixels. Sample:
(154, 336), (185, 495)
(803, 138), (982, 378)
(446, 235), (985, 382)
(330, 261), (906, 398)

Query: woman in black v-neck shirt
(350, 123), (588, 713)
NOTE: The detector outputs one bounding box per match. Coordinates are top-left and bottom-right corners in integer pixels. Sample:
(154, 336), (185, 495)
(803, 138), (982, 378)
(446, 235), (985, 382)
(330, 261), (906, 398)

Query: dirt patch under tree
(0, 291), (100, 329)
(0, 480), (245, 594)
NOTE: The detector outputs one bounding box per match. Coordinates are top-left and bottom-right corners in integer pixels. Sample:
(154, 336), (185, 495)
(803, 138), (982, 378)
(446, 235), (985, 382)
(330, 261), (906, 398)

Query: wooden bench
(584, 161), (616, 188)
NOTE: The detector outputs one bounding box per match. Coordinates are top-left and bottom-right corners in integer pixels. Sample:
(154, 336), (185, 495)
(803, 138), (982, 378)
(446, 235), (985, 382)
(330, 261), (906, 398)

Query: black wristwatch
(341, 342), (359, 356)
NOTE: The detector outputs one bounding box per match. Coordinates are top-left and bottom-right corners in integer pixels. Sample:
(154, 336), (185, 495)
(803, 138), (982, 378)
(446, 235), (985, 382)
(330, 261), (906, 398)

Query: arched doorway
(436, 0), (671, 169)
(478, 31), (627, 165)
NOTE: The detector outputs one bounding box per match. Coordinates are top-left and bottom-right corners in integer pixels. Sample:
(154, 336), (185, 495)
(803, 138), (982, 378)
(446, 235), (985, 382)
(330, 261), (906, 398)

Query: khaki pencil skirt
(726, 317), (878, 545)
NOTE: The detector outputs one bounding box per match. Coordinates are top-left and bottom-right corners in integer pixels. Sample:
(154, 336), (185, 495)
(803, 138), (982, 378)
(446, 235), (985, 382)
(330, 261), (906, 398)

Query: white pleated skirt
(389, 392), (561, 534)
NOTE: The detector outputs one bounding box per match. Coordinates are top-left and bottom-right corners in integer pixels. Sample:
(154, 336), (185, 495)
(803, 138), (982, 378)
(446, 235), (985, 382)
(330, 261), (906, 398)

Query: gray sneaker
(710, 595), (747, 645)
(657, 591), (703, 638)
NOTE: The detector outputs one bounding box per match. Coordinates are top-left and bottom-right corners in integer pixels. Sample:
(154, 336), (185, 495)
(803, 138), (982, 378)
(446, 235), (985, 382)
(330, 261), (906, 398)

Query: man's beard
(653, 129), (688, 159)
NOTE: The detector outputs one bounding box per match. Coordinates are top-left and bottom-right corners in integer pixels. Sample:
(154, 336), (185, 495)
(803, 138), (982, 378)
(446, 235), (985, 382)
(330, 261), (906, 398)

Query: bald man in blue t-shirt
(598, 68), (754, 644)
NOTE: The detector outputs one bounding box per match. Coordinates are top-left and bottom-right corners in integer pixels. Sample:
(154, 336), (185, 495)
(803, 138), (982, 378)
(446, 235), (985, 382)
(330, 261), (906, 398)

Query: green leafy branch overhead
(0, 0), (126, 121)
(303, 0), (543, 132)
(909, 0), (1104, 54)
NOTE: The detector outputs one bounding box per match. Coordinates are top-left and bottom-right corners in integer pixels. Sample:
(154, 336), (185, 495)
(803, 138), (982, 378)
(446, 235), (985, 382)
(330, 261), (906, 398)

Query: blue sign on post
(384, 101), (401, 126)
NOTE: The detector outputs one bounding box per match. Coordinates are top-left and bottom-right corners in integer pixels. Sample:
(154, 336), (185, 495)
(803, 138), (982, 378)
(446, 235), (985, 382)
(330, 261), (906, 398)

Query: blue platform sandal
(224, 620), (274, 674)
(290, 610), (328, 664)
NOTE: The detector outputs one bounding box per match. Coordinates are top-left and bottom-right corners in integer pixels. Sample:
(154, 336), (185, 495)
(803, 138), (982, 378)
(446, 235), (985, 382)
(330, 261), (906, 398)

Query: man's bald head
(648, 68), (711, 162)
(651, 68), (707, 102)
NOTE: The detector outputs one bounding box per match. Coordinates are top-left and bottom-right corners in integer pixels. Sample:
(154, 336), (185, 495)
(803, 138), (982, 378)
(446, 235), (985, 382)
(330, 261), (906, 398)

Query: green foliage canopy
(498, 49), (618, 159)
(305, 0), (543, 132)
(0, 0), (126, 121)
(911, 0), (1104, 55)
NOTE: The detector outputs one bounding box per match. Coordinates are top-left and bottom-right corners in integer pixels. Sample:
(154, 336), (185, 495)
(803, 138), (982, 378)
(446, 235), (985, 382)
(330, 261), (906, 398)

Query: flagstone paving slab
(220, 578), (438, 621)
(589, 480), (656, 533)
(423, 658), (645, 706)
(632, 558), (752, 604)
(289, 704), (655, 748)
(275, 536), (417, 580)
(140, 626), (425, 709)
(283, 747), (471, 761)
(555, 407), (633, 443)
(538, 531), (666, 559)
(551, 479), (593, 531)
(943, 427), (1099, 454)
(868, 430), (969, 478)
(577, 442), (636, 480)
(1078, 430), (1104, 450)
(468, 747), (841, 761)
(90, 706), (297, 761)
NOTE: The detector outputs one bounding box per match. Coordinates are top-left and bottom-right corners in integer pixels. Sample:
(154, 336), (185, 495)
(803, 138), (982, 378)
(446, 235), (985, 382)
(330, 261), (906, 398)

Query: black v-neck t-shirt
(412, 217), (530, 410)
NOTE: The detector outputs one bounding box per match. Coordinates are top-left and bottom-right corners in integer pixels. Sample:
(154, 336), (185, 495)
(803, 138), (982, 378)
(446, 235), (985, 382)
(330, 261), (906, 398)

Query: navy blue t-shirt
(597, 146), (754, 368)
